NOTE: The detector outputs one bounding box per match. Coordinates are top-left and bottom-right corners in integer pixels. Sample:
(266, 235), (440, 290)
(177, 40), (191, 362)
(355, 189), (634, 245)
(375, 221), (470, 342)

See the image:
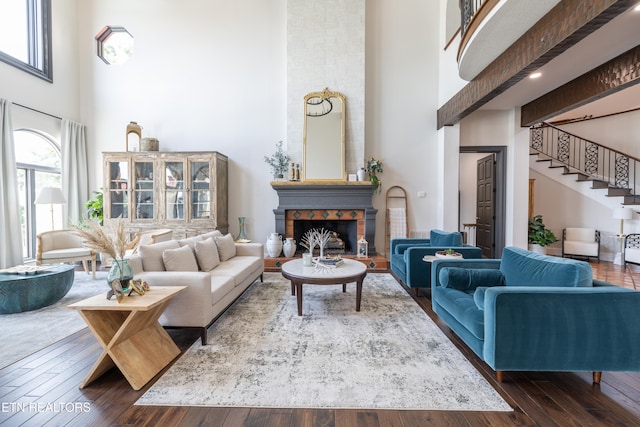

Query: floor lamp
(613, 206), (633, 265)
(35, 187), (66, 230)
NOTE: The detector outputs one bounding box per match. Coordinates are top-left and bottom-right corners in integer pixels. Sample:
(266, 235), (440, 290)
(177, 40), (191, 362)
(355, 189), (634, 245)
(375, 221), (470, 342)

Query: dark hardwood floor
(1, 261), (639, 426)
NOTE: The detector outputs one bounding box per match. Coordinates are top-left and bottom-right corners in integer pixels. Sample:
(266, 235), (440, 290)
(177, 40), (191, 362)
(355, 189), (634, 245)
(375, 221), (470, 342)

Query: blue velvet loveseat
(390, 230), (482, 295)
(430, 246), (640, 383)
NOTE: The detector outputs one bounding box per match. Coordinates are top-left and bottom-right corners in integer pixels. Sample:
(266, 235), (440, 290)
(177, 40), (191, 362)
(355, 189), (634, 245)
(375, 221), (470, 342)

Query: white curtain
(61, 119), (89, 227)
(0, 99), (24, 268)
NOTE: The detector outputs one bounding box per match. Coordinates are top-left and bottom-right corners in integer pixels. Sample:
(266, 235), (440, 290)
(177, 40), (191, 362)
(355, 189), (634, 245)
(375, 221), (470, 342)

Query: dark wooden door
(476, 154), (495, 258)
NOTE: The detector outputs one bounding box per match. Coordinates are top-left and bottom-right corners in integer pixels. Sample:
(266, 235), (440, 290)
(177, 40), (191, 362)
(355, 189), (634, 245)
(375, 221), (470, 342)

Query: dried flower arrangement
(72, 218), (129, 260)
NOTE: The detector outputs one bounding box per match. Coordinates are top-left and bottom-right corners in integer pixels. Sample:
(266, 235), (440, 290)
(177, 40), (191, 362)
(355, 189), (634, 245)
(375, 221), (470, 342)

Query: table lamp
(35, 187), (66, 230)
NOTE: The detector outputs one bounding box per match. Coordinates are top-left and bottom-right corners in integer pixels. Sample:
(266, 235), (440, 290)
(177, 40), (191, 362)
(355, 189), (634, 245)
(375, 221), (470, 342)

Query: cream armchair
(36, 230), (96, 279)
(624, 234), (640, 268)
(561, 228), (600, 262)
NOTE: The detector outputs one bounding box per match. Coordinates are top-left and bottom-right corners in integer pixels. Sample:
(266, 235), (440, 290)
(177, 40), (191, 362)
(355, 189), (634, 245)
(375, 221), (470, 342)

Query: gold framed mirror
(303, 88), (346, 181)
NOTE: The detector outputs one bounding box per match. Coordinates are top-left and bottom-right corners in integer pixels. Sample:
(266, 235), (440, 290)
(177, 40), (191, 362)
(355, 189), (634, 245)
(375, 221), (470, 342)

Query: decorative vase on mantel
(107, 258), (133, 292)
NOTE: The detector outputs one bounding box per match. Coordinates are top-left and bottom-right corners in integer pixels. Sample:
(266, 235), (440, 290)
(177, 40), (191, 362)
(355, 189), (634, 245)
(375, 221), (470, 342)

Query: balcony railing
(530, 123), (640, 198)
(460, 0), (486, 35)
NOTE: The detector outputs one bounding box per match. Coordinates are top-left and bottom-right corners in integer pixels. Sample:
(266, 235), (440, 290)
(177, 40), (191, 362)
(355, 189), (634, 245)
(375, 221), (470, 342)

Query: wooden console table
(68, 286), (186, 390)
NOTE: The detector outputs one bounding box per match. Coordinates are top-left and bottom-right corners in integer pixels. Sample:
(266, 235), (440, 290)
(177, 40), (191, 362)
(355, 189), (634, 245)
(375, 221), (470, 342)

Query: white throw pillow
(162, 245), (199, 272)
(194, 237), (221, 271)
(177, 235), (204, 249)
(200, 230), (223, 240)
(138, 240), (180, 271)
(214, 233), (237, 262)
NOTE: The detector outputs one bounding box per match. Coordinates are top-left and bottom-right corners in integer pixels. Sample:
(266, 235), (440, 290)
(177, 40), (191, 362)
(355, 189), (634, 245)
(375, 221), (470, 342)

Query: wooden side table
(68, 286), (186, 390)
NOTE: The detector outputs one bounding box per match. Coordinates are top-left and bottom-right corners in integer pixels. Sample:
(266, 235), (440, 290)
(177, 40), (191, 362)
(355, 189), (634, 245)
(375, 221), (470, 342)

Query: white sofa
(127, 230), (264, 344)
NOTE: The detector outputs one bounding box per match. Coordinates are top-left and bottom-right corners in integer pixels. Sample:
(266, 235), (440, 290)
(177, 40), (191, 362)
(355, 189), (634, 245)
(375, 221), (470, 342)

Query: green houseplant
(85, 190), (104, 226)
(528, 215), (557, 252)
(264, 141), (291, 180)
(364, 157), (383, 194)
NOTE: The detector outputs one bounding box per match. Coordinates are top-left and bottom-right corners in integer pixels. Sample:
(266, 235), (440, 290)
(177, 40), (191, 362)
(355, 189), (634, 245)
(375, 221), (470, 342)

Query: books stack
(316, 256), (344, 267)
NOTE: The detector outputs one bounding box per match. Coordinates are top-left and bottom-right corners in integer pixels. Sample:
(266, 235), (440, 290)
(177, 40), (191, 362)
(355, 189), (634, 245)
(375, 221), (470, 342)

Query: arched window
(14, 129), (61, 260)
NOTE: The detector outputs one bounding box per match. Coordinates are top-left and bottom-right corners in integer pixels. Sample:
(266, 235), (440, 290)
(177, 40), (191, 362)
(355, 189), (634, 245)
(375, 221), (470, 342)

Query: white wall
(287, 0), (365, 174)
(0, 0), (79, 129)
(365, 0), (440, 252)
(73, 0), (443, 255)
(77, 0), (287, 244)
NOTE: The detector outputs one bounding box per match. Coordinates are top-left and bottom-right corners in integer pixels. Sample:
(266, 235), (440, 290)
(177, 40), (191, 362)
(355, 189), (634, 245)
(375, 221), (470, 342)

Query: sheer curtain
(61, 119), (89, 227)
(0, 99), (24, 268)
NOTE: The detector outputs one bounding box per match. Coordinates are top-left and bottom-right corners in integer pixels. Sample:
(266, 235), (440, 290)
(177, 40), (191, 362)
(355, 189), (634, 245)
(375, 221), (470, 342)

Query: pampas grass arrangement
(72, 218), (128, 260)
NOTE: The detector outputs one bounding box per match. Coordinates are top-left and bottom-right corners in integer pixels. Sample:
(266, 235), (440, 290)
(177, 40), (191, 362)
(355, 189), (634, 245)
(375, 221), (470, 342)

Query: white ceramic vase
(266, 233), (283, 257)
(283, 238), (297, 257)
(357, 168), (366, 181)
(528, 243), (546, 254)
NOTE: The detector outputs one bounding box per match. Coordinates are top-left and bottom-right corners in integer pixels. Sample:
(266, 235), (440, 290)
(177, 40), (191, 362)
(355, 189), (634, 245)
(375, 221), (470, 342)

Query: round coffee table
(0, 264), (75, 314)
(281, 258), (367, 316)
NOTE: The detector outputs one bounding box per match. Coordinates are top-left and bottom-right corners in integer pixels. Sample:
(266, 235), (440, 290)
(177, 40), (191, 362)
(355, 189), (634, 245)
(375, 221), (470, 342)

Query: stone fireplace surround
(271, 182), (377, 255)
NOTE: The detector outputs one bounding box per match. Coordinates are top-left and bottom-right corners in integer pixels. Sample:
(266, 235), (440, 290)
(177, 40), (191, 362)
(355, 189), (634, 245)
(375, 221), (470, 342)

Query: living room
(1, 0), (640, 425)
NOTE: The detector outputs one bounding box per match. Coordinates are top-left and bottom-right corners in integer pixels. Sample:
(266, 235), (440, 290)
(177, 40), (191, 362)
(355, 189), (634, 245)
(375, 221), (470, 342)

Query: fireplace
(288, 210), (363, 255)
(272, 182), (377, 255)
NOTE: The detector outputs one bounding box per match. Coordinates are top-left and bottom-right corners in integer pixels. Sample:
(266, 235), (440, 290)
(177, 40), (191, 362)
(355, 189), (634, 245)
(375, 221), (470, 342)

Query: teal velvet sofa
(430, 246), (640, 383)
(390, 230), (482, 295)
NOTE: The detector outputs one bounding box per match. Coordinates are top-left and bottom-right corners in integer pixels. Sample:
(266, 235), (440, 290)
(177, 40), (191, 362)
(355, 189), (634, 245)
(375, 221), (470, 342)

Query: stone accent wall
(287, 0), (365, 175)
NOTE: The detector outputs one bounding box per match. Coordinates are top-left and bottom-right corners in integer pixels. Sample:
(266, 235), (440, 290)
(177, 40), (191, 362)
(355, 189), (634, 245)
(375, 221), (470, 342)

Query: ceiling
(479, 3), (640, 121)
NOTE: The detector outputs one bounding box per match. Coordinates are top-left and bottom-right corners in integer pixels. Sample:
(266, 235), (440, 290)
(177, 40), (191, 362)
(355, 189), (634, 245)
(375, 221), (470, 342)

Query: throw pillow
(177, 235), (204, 249)
(195, 237), (221, 271)
(214, 233), (237, 261)
(162, 245), (199, 272)
(473, 287), (488, 310)
(138, 240), (180, 271)
(200, 230), (223, 240)
(439, 267), (505, 291)
(430, 230), (463, 247)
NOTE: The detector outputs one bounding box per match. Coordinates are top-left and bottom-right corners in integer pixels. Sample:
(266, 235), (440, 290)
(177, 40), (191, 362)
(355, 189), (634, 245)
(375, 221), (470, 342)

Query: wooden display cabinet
(102, 151), (228, 238)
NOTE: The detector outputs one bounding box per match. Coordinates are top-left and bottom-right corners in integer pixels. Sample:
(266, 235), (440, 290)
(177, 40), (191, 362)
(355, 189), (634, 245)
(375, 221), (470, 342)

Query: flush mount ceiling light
(95, 26), (134, 65)
(529, 72), (542, 79)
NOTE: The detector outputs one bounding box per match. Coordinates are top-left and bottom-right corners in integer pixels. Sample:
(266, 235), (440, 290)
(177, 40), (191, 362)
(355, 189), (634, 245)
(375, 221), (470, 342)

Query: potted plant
(264, 141), (291, 180)
(528, 215), (557, 254)
(84, 189), (104, 226)
(364, 157), (383, 194)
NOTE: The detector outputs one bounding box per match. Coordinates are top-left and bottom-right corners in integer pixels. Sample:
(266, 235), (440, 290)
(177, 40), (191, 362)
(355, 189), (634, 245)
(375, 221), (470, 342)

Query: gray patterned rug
(137, 273), (511, 411)
(0, 269), (108, 369)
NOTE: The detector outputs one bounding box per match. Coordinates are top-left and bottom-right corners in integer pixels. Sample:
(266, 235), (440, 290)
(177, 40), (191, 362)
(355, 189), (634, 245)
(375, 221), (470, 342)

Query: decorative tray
(435, 251), (463, 259)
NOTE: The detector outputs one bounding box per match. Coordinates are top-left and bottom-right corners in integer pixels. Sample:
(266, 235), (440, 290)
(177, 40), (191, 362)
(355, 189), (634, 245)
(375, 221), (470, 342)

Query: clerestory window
(0, 0), (52, 82)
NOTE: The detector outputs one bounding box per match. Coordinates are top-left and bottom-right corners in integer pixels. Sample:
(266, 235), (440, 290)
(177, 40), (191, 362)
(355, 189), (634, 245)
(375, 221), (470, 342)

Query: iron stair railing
(460, 0), (486, 35)
(530, 123), (640, 205)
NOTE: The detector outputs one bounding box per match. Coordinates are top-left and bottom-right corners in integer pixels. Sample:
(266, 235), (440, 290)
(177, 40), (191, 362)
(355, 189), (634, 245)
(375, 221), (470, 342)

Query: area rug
(0, 269), (108, 369)
(136, 273), (511, 411)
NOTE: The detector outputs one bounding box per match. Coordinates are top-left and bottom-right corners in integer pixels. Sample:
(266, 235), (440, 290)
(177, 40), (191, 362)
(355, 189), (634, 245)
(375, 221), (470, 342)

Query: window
(0, 0), (52, 82)
(15, 129), (61, 260)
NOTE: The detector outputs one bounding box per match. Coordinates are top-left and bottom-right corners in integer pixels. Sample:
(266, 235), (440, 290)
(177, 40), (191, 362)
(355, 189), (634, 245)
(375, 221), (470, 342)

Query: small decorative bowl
(435, 251), (463, 259)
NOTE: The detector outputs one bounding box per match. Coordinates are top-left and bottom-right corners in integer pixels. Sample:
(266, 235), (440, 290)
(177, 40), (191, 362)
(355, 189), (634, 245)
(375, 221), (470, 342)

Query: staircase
(530, 123), (640, 206)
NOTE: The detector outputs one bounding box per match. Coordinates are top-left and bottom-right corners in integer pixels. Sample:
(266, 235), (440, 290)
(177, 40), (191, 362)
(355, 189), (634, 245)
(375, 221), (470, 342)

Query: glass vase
(235, 217), (250, 242)
(107, 258), (133, 292)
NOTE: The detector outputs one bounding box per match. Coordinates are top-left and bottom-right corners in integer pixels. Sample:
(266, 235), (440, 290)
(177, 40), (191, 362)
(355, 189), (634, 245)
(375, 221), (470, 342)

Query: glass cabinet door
(164, 161), (185, 220)
(190, 160), (211, 220)
(133, 161), (155, 220)
(107, 160), (128, 219)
